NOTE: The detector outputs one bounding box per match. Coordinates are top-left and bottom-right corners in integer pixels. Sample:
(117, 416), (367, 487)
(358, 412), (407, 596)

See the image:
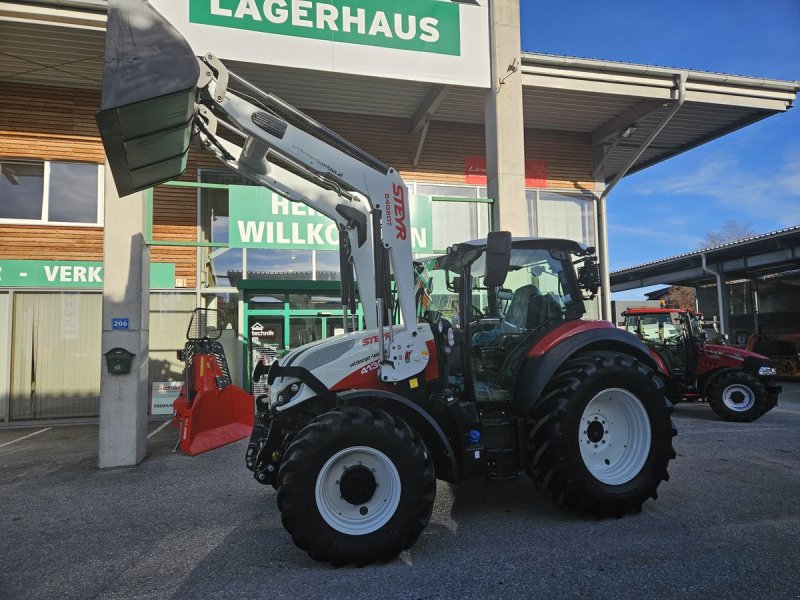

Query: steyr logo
(393, 183), (407, 241)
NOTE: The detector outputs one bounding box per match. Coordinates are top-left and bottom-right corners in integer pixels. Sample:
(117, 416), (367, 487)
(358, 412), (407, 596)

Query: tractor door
(466, 246), (584, 403)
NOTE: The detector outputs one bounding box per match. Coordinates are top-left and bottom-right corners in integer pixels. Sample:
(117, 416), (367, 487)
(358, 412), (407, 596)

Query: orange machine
(172, 309), (254, 456)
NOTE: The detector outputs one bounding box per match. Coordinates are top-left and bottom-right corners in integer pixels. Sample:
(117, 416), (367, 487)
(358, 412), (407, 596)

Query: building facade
(0, 1), (796, 425)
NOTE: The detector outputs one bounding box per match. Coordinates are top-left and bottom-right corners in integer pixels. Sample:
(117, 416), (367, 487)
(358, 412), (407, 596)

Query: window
(412, 182), (491, 253)
(528, 190), (595, 246)
(0, 160), (102, 225)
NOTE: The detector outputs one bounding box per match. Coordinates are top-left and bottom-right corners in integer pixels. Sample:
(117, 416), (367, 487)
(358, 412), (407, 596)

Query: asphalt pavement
(1, 385), (799, 600)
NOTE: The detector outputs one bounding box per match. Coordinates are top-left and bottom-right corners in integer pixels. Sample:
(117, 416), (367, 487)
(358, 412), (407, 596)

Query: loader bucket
(173, 386), (255, 457)
(96, 0), (200, 197)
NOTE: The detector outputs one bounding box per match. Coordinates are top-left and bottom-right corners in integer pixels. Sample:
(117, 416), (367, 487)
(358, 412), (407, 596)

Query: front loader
(98, 0), (677, 566)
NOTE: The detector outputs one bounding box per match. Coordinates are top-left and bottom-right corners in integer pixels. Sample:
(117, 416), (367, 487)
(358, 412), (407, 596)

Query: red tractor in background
(622, 308), (781, 422)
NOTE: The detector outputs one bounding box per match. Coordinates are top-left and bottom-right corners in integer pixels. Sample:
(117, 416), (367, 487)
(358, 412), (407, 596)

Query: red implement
(172, 352), (254, 456)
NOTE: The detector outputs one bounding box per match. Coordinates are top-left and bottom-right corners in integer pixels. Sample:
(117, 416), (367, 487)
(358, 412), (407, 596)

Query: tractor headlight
(758, 366), (777, 377)
(276, 382), (303, 407)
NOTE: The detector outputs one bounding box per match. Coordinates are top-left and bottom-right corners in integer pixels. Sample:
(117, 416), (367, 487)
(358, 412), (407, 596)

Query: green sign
(0, 261), (176, 289)
(189, 0), (461, 56)
(229, 186), (433, 252)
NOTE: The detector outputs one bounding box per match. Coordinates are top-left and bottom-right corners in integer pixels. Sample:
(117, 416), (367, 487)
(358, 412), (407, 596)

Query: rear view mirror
(484, 231), (511, 287)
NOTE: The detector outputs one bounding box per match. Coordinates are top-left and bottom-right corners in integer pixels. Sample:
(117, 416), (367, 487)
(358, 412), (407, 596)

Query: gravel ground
(1, 384), (798, 600)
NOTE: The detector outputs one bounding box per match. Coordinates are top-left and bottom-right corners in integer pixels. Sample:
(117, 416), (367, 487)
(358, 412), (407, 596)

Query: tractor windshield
(469, 247), (582, 326)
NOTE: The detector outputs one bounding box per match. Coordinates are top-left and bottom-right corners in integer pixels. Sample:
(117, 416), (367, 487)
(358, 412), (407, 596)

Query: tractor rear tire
(276, 405), (435, 566)
(526, 351), (676, 517)
(707, 371), (774, 422)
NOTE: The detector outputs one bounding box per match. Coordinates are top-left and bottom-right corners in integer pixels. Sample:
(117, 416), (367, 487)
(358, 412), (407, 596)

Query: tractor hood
(268, 324), (434, 412)
(701, 344), (775, 374)
(96, 0), (200, 197)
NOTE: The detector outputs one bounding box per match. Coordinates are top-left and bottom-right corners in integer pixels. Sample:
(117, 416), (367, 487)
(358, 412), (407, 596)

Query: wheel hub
(586, 420), (605, 443)
(722, 384), (755, 411)
(315, 446), (402, 535)
(339, 465), (377, 505)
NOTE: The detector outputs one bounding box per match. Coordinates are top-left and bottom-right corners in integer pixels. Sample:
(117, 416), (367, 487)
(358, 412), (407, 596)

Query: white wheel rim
(315, 446), (401, 535)
(579, 388), (652, 485)
(722, 384), (755, 412)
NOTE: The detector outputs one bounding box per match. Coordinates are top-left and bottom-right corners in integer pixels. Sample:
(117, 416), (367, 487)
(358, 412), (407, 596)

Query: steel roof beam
(410, 84), (450, 135)
(591, 99), (665, 146)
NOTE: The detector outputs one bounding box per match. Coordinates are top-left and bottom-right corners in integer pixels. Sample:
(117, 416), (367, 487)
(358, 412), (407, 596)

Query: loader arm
(96, 0), (425, 383)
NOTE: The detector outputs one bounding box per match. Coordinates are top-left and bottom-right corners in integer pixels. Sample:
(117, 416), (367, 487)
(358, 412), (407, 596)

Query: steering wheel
(472, 304), (485, 319)
(663, 333), (683, 347)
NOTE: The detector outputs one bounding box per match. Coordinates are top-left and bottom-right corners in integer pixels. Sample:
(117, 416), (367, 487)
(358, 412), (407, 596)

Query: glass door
(248, 314), (284, 397)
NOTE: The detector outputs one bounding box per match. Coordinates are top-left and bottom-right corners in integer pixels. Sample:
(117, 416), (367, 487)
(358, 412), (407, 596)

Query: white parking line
(147, 420), (172, 439)
(0, 427), (51, 448)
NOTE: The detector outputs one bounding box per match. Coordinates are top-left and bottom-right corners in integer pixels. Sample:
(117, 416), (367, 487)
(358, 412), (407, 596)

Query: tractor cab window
(415, 261), (461, 327)
(470, 248), (579, 338)
(625, 312), (688, 372)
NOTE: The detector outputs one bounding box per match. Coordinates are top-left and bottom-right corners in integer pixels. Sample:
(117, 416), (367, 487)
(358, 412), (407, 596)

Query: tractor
(96, 0), (678, 566)
(622, 308), (780, 422)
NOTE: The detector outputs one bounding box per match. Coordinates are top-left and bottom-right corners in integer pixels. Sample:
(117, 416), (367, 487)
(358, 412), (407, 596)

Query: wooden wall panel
(524, 129), (595, 192)
(0, 225), (103, 260)
(0, 84), (104, 163)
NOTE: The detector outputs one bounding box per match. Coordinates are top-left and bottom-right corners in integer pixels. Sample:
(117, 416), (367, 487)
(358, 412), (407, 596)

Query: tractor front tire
(276, 406), (435, 566)
(707, 371), (774, 422)
(526, 351), (676, 517)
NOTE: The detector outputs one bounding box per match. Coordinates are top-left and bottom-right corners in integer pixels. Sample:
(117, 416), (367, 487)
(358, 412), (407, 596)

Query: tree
(662, 286), (696, 311)
(702, 220), (757, 248)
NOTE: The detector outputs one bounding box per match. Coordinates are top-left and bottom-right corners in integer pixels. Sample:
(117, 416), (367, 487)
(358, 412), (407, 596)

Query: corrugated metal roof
(613, 226), (800, 275)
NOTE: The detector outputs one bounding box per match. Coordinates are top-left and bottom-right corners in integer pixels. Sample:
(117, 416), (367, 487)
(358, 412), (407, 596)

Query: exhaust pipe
(96, 0), (200, 197)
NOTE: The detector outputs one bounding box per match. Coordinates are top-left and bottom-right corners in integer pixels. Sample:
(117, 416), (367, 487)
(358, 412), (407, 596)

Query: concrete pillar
(98, 162), (150, 468)
(716, 274), (730, 336)
(485, 0), (526, 234)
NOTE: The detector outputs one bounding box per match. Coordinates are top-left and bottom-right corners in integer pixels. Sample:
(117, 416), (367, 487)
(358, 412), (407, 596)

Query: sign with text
(0, 261), (176, 289)
(150, 1), (490, 87)
(151, 382), (182, 415)
(112, 318), (130, 330)
(465, 156), (548, 188)
(229, 186), (433, 252)
(190, 0), (460, 55)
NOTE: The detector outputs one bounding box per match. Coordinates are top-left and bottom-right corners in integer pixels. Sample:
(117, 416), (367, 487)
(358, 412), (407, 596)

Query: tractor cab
(416, 237), (597, 405)
(622, 308), (699, 375)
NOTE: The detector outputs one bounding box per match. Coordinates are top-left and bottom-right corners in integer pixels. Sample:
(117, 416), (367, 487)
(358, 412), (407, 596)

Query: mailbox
(104, 347), (135, 375)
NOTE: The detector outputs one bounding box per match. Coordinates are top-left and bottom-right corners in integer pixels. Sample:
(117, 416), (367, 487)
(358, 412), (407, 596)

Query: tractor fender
(512, 325), (666, 417)
(337, 389), (459, 483)
(698, 368), (736, 397)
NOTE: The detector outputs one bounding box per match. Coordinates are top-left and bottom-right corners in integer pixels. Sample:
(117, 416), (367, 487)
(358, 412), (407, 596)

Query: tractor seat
(501, 285), (563, 334)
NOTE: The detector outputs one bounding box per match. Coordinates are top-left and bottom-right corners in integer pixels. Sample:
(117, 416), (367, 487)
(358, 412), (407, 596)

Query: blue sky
(519, 0), (800, 295)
